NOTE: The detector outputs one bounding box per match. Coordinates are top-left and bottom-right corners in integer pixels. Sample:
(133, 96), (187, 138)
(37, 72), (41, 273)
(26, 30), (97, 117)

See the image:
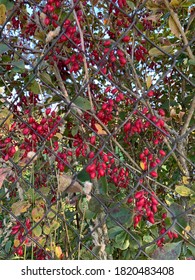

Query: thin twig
(72, 0), (95, 112)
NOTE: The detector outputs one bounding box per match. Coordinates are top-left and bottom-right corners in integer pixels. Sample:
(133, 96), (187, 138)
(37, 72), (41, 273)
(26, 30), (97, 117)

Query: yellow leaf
(14, 239), (20, 247)
(140, 161), (146, 170)
(175, 185), (194, 197)
(168, 16), (181, 38)
(55, 132), (63, 139)
(146, 75), (152, 89)
(170, 0), (182, 7)
(182, 176), (190, 185)
(0, 4), (6, 25)
(94, 123), (107, 135)
(55, 246), (63, 259)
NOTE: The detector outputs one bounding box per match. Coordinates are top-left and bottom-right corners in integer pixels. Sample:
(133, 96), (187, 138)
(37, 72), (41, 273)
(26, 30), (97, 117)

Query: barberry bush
(0, 0), (194, 260)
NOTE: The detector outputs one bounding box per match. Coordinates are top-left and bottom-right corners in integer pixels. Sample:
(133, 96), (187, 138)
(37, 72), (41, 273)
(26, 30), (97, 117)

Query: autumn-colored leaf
(170, 0), (182, 7)
(32, 225), (42, 237)
(11, 201), (31, 216)
(46, 26), (61, 43)
(55, 246), (63, 259)
(140, 161), (146, 170)
(58, 174), (83, 193)
(146, 75), (152, 89)
(149, 46), (173, 57)
(175, 185), (194, 197)
(0, 4), (6, 25)
(0, 167), (11, 189)
(31, 206), (44, 222)
(94, 123), (107, 135)
(168, 16), (180, 38)
(182, 176), (190, 185)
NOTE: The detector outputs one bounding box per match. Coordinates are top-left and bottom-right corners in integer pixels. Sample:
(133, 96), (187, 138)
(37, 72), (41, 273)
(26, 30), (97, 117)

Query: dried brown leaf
(58, 174), (83, 193)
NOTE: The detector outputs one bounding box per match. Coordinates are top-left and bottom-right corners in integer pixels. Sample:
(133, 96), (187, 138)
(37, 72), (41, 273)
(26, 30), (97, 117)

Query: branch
(180, 95), (195, 136)
(53, 62), (83, 115)
(164, 0), (194, 60)
(72, 0), (95, 112)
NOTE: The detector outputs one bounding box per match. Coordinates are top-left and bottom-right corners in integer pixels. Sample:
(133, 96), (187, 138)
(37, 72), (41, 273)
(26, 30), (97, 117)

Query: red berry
(90, 136), (96, 145)
(148, 215), (155, 224)
(122, 35), (130, 42)
(147, 90), (154, 97)
(88, 151), (95, 159)
(150, 171), (158, 178)
(23, 127), (29, 135)
(159, 150), (166, 157)
(44, 17), (50, 26)
(90, 171), (96, 179)
(98, 168), (105, 177)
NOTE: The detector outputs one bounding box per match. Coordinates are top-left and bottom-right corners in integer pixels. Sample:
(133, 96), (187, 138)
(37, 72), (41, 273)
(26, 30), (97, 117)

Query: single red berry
(147, 90), (154, 97)
(150, 171), (158, 178)
(159, 150), (166, 157)
(90, 136), (96, 145)
(23, 127), (30, 135)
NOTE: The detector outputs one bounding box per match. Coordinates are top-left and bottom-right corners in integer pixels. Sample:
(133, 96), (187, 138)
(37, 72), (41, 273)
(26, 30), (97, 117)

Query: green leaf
(168, 203), (189, 232)
(40, 72), (53, 85)
(152, 242), (182, 260)
(11, 60), (25, 72)
(99, 176), (108, 195)
(50, 220), (60, 233)
(74, 96), (91, 111)
(39, 187), (50, 197)
(77, 169), (90, 182)
(188, 59), (195, 66)
(88, 197), (103, 213)
(175, 185), (194, 197)
(114, 231), (130, 250)
(30, 80), (40, 94)
(0, 43), (10, 55)
(32, 225), (42, 237)
(0, 0), (14, 10)
(143, 235), (154, 243)
(47, 205), (57, 219)
(5, 240), (12, 253)
(43, 224), (50, 235)
(126, 0), (135, 9)
(109, 205), (133, 226)
(145, 244), (156, 256)
(108, 226), (124, 239)
(71, 126), (79, 136)
(187, 244), (195, 257)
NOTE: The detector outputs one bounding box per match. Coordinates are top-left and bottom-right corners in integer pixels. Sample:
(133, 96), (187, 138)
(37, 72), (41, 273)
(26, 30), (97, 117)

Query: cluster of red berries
(56, 149), (73, 172)
(43, 0), (61, 27)
(128, 190), (159, 228)
(139, 148), (166, 178)
(1, 137), (17, 162)
(86, 149), (130, 188)
(157, 213), (179, 247)
(11, 218), (31, 257)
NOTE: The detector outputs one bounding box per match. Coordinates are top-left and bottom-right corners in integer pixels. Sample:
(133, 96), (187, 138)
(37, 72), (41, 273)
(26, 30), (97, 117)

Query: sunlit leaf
(168, 16), (181, 38)
(175, 185), (194, 197)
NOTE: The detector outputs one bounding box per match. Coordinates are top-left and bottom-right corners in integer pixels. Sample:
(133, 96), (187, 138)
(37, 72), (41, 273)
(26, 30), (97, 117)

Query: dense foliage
(0, 0), (194, 260)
